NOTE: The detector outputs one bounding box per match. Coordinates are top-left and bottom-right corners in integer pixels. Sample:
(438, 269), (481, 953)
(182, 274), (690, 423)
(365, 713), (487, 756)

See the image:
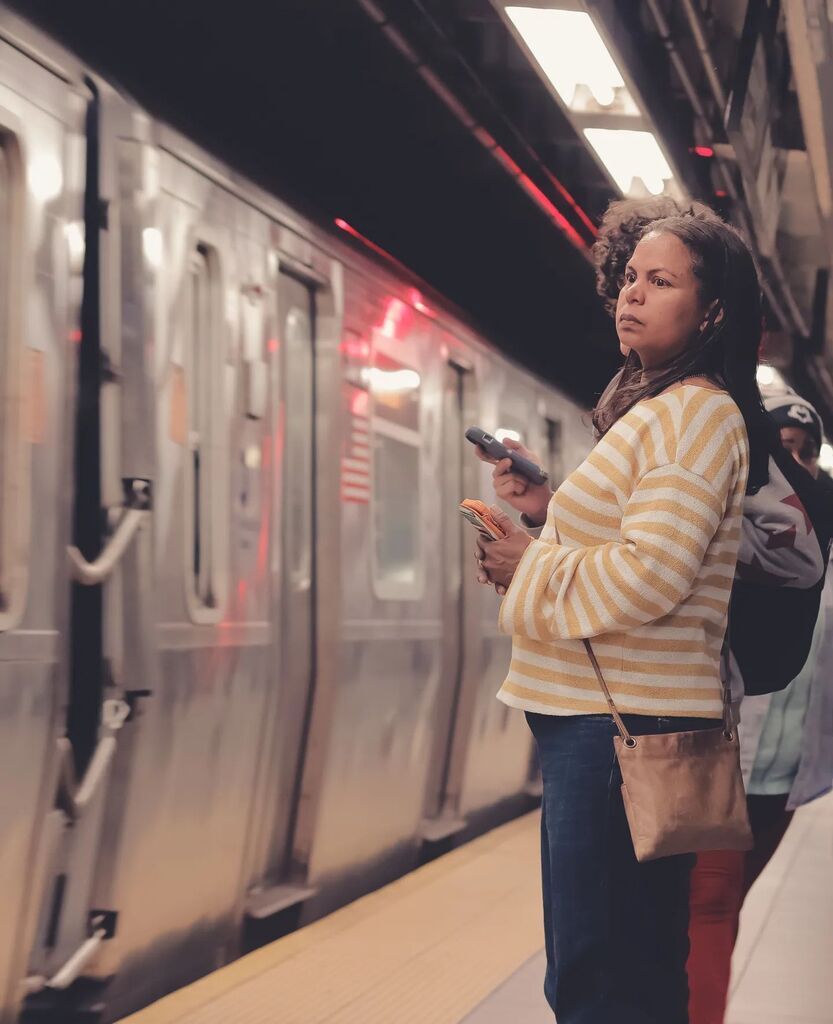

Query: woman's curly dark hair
(592, 197), (723, 316)
(592, 209), (776, 492)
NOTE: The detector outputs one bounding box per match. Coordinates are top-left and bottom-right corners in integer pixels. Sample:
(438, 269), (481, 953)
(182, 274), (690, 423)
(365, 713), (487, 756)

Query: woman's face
(616, 231), (713, 370)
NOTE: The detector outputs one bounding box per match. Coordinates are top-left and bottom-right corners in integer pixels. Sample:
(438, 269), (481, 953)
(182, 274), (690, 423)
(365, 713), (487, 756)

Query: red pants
(687, 794), (794, 1024)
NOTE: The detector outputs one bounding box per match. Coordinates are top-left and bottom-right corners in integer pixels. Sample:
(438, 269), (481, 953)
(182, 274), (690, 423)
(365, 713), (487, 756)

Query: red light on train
(376, 297), (412, 339)
(690, 146), (714, 158)
(69, 329), (82, 343)
(350, 388), (370, 418)
(267, 338), (279, 353)
(407, 287), (436, 319)
(340, 336), (371, 360)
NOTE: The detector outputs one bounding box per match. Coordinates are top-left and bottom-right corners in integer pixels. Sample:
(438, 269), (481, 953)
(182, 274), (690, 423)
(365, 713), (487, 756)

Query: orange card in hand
(459, 499), (507, 540)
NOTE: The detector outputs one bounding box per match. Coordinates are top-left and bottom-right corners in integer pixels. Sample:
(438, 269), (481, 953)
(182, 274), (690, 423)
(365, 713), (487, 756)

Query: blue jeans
(527, 711), (717, 1024)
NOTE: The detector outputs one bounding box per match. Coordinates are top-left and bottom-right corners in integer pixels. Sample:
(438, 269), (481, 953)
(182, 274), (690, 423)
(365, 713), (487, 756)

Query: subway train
(0, 11), (594, 1023)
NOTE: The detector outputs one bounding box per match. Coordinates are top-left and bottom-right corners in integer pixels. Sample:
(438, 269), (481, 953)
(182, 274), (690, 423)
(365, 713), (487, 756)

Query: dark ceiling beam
(11, 0), (622, 402)
(357, 0), (602, 247)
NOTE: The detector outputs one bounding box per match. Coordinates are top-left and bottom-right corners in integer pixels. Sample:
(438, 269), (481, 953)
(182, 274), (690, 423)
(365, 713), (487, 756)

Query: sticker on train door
(24, 348), (46, 444)
(169, 363), (187, 445)
(341, 384), (371, 504)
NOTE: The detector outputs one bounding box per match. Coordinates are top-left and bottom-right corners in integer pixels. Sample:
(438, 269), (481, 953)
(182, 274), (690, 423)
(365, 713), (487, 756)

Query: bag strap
(582, 639), (636, 747)
(582, 638), (734, 745)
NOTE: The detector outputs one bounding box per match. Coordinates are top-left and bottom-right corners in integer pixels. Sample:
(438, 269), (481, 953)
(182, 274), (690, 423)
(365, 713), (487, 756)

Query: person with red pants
(687, 392), (833, 1023)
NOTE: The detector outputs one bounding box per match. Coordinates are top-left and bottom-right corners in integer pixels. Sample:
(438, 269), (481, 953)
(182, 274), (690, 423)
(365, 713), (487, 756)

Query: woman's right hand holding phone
(474, 438), (552, 527)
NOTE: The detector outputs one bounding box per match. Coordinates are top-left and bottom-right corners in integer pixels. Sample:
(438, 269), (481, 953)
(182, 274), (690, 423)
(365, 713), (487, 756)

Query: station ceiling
(14, 0), (833, 416)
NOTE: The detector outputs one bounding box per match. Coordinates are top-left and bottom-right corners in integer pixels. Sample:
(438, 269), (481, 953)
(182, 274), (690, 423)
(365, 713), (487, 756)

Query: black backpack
(730, 444), (833, 696)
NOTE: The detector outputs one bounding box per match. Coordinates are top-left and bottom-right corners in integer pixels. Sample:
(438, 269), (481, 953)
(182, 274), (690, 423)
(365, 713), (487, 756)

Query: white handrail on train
(45, 927), (108, 991)
(57, 722), (127, 822)
(23, 925), (109, 995)
(66, 507), (148, 585)
(72, 736), (117, 815)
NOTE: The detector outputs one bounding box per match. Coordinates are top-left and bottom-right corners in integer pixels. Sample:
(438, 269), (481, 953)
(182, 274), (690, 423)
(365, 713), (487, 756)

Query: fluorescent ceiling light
(583, 128), (675, 197)
(502, 5), (682, 200)
(505, 7), (638, 114)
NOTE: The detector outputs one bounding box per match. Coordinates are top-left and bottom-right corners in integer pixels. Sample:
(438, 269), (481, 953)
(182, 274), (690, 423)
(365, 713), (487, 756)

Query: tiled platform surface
(463, 791), (833, 1024)
(120, 791), (833, 1024)
(119, 811), (544, 1024)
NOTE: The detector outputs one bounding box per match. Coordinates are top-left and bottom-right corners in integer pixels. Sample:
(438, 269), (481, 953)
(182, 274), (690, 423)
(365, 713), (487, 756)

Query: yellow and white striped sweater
(497, 384), (749, 718)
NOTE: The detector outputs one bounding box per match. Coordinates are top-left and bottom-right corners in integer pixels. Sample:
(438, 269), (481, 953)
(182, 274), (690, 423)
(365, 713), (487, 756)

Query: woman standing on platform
(473, 207), (771, 1023)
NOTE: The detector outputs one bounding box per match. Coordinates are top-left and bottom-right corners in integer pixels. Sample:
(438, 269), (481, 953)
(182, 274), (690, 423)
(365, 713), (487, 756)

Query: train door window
(185, 241), (225, 619)
(0, 130), (24, 628)
(544, 418), (564, 489)
(280, 273), (314, 597)
(493, 422), (526, 448)
(370, 351), (422, 600)
(0, 142), (9, 615)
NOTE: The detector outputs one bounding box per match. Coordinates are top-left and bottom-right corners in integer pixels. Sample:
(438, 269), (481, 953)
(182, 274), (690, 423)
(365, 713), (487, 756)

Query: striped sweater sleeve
(498, 462), (729, 642)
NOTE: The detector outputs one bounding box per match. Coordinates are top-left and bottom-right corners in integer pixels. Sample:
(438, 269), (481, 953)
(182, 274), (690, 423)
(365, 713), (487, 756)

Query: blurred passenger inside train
(687, 390), (833, 1024)
(474, 204), (769, 1024)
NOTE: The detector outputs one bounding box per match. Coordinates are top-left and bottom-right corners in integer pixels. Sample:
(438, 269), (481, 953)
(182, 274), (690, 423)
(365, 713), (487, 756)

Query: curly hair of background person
(591, 197), (723, 316)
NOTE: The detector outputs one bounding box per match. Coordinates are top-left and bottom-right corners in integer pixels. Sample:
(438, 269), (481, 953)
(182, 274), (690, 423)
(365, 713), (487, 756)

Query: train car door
(0, 31), (85, 1023)
(450, 380), (539, 826)
(240, 263), (321, 927)
(22, 112), (287, 1019)
(240, 241), (345, 929)
(523, 410), (565, 796)
(541, 414), (564, 494)
(421, 355), (480, 840)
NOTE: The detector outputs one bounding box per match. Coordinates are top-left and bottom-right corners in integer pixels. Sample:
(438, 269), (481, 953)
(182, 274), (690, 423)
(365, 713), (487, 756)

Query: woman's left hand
(475, 506), (532, 594)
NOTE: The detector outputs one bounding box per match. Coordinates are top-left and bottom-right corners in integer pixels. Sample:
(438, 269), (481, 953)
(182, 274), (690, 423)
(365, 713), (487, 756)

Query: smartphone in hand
(465, 427), (548, 486)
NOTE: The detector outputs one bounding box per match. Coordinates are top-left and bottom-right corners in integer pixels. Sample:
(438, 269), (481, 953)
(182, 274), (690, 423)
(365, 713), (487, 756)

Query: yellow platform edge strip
(117, 810), (543, 1024)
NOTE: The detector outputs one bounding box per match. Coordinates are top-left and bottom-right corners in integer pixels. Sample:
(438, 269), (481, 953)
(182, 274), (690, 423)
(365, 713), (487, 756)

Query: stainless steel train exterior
(0, 12), (595, 1023)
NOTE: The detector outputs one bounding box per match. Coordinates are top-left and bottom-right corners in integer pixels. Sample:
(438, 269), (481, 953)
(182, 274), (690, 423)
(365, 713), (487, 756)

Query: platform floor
(463, 792), (833, 1024)
(120, 791), (833, 1024)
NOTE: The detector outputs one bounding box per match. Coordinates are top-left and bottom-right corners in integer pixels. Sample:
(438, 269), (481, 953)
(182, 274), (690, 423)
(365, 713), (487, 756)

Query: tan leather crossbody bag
(583, 639), (753, 862)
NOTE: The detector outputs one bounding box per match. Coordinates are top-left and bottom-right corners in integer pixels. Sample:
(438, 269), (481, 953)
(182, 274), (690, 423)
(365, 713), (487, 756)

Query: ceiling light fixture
(499, 4), (683, 201)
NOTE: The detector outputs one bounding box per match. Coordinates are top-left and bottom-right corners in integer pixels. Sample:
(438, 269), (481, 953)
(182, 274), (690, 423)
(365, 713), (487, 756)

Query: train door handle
(67, 478), (152, 586)
(23, 920), (109, 996)
(55, 696), (129, 822)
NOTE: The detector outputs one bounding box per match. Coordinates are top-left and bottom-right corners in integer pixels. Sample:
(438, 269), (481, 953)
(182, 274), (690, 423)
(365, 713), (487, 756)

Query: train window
(493, 417), (526, 450)
(185, 242), (225, 618)
(494, 428), (524, 445)
(281, 277), (314, 598)
(0, 132), (24, 629)
(544, 417), (564, 489)
(0, 144), (9, 614)
(371, 352), (423, 600)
